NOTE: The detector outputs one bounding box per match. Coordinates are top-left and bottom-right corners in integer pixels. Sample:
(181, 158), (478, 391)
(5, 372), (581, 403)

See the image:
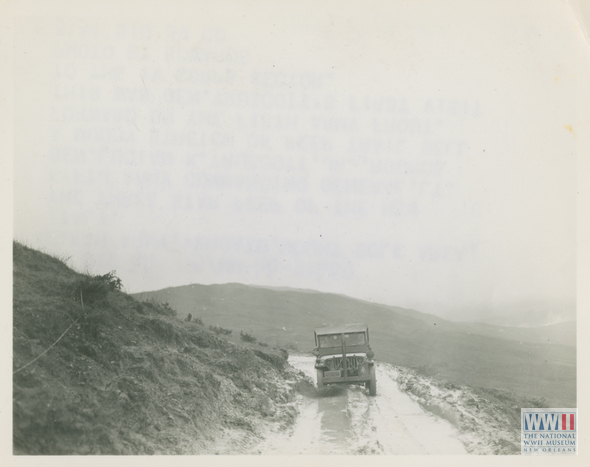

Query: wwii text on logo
(523, 412), (575, 431)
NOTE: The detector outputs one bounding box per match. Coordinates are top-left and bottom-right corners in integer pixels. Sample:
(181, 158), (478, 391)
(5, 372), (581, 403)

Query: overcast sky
(12, 1), (589, 321)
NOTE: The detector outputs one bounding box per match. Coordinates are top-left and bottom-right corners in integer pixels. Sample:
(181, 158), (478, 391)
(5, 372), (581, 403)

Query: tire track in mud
(257, 356), (467, 455)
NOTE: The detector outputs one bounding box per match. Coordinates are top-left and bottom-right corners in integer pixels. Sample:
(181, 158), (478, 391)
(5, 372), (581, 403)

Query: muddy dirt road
(258, 356), (467, 454)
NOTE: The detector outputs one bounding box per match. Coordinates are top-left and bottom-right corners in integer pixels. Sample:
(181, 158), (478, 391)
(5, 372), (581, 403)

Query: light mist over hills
(442, 301), (576, 328)
(247, 284), (575, 328)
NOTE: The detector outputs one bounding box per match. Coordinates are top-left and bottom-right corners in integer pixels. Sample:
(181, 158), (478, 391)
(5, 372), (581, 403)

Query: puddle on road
(317, 393), (352, 447)
(259, 391), (356, 455)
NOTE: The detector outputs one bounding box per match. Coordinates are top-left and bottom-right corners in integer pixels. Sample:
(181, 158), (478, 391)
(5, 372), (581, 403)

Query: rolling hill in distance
(133, 283), (576, 407)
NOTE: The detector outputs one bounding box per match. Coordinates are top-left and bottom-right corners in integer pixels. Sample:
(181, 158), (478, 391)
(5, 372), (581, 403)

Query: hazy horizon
(126, 278), (575, 326)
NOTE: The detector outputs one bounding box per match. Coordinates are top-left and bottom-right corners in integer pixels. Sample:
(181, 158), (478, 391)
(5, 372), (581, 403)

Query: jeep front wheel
(317, 369), (324, 389)
(368, 365), (377, 396)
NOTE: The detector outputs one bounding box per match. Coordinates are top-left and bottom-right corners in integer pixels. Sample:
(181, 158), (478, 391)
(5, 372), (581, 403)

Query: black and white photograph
(5, 0), (590, 459)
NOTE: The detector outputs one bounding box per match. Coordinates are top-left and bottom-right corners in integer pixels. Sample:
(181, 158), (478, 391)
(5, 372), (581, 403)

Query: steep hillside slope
(13, 243), (304, 455)
(135, 283), (576, 407)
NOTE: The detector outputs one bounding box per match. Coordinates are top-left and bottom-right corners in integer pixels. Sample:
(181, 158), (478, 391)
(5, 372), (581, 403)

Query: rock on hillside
(12, 242), (304, 454)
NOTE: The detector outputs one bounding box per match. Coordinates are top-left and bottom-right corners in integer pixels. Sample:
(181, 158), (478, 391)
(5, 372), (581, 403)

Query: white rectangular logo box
(521, 408), (577, 455)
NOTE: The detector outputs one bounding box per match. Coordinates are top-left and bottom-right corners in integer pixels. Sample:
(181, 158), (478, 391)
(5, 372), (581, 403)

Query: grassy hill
(135, 283), (576, 407)
(13, 243), (303, 455)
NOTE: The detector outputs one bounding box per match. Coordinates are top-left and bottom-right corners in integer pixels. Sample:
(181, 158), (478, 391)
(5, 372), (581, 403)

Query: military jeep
(312, 323), (376, 396)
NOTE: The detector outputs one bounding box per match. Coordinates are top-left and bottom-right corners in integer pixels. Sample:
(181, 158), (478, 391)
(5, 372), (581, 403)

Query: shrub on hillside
(191, 316), (204, 326)
(209, 325), (232, 336)
(139, 299), (178, 317)
(239, 331), (257, 343)
(159, 302), (177, 317)
(71, 271), (122, 305)
(185, 314), (204, 326)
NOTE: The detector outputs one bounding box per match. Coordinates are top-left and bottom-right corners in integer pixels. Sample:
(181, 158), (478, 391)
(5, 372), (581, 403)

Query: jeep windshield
(318, 332), (366, 348)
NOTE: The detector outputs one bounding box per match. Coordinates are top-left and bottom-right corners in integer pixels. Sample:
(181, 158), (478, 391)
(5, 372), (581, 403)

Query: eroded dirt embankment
(13, 242), (308, 454)
(393, 366), (522, 454)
